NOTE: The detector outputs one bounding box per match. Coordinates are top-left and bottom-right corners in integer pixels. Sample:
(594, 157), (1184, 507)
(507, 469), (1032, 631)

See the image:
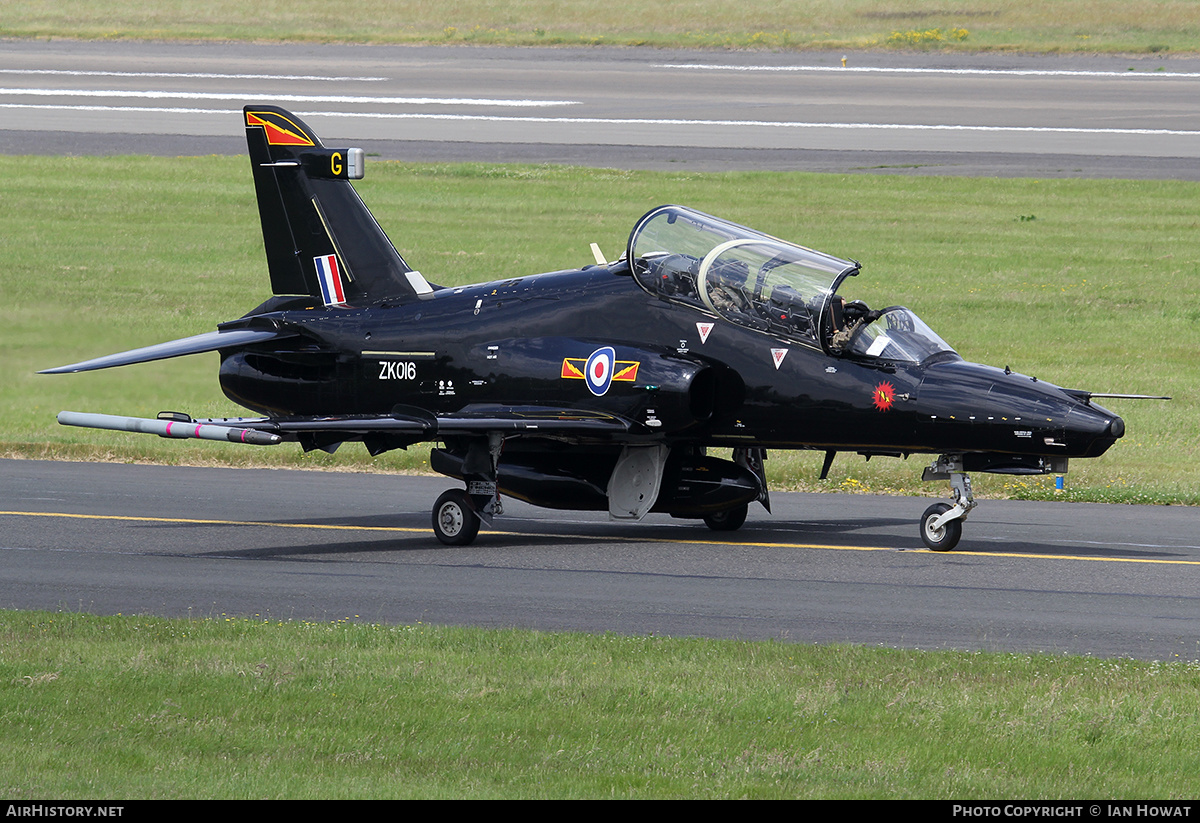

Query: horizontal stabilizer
(39, 329), (289, 374)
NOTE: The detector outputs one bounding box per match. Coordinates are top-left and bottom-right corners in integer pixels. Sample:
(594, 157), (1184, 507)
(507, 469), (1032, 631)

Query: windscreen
(838, 306), (958, 365)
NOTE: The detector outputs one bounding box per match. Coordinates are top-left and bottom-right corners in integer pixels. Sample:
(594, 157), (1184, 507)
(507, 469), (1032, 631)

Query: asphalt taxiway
(3, 459), (1198, 660)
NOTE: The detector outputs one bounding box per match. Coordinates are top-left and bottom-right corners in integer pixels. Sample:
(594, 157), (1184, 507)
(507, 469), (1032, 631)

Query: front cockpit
(835, 304), (959, 365)
(627, 205), (958, 366)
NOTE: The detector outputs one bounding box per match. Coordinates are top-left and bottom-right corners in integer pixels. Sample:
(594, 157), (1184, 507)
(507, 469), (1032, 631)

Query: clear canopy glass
(838, 306), (957, 364)
(627, 205), (958, 364)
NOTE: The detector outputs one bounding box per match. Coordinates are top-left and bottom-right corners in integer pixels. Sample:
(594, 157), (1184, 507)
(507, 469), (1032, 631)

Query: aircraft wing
(39, 329), (292, 374)
(56, 404), (633, 451)
(204, 404), (633, 439)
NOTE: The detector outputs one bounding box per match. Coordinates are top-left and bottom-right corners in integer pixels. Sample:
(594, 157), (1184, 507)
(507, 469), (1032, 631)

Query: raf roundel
(585, 346), (616, 396)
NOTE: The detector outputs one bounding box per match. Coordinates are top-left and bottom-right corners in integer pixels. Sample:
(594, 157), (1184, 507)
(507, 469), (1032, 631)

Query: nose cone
(1067, 402), (1124, 457)
(916, 361), (1125, 459)
(1108, 414), (1126, 440)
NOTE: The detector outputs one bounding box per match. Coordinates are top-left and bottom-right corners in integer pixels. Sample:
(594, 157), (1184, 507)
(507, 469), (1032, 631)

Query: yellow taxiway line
(3, 509), (1200, 567)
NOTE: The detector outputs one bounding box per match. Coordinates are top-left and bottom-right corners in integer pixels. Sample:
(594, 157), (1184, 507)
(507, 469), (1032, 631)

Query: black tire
(920, 502), (962, 551)
(703, 503), (748, 532)
(432, 489), (481, 546)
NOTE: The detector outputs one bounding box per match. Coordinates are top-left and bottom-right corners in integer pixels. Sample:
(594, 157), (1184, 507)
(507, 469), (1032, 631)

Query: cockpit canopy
(627, 205), (958, 365)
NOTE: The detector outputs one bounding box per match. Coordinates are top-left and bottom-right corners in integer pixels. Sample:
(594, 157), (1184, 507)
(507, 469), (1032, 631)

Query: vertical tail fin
(243, 105), (433, 305)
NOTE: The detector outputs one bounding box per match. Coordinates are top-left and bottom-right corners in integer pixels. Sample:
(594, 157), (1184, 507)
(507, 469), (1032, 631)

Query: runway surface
(3, 459), (1199, 661)
(2, 40), (1199, 177)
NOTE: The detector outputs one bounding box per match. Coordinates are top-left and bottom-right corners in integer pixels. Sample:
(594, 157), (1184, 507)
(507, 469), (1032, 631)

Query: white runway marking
(660, 64), (1200, 80)
(3, 102), (1196, 139)
(0, 88), (580, 107)
(0, 68), (389, 82)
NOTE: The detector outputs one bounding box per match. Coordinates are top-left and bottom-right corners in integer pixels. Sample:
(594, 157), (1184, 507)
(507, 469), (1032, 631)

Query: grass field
(4, 610), (1199, 799)
(1, 0), (1199, 54)
(5, 156), (1198, 502)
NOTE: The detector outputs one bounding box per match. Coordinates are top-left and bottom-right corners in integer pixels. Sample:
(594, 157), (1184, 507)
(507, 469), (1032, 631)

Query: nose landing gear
(920, 455), (977, 551)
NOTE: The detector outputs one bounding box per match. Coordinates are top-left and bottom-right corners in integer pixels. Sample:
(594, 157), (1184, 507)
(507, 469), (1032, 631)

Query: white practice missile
(57, 411), (282, 446)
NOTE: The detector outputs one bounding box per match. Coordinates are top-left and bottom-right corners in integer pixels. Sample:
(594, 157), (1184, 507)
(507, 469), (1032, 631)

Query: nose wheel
(919, 455), (976, 552)
(920, 502), (963, 551)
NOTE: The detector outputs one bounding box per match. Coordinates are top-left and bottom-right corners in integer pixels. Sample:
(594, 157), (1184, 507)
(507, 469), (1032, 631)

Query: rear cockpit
(627, 205), (958, 366)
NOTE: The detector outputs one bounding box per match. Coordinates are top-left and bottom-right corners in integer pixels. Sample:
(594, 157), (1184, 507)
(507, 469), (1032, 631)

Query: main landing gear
(432, 433), (503, 547)
(429, 441), (768, 545)
(703, 502), (748, 531)
(919, 455), (977, 551)
(432, 489), (481, 546)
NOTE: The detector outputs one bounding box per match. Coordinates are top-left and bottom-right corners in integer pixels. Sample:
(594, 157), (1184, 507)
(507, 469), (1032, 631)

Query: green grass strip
(2, 610), (1199, 798)
(1, 1), (1198, 54)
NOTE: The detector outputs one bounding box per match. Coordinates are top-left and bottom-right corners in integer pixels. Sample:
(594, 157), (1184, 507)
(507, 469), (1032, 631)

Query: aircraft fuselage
(218, 262), (1122, 465)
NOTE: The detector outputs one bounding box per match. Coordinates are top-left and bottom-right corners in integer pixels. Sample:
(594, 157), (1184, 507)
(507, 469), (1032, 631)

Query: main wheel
(703, 503), (748, 532)
(920, 502), (962, 551)
(432, 489), (481, 546)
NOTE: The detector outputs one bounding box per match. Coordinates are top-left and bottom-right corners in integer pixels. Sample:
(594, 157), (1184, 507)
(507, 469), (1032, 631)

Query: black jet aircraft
(44, 105), (1141, 550)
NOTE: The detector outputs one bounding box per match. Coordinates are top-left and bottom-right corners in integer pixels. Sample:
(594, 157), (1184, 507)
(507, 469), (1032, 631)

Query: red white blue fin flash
(314, 254), (347, 307)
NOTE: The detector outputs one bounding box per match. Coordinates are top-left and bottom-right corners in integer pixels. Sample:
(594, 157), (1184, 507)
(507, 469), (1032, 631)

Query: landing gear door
(608, 444), (670, 520)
